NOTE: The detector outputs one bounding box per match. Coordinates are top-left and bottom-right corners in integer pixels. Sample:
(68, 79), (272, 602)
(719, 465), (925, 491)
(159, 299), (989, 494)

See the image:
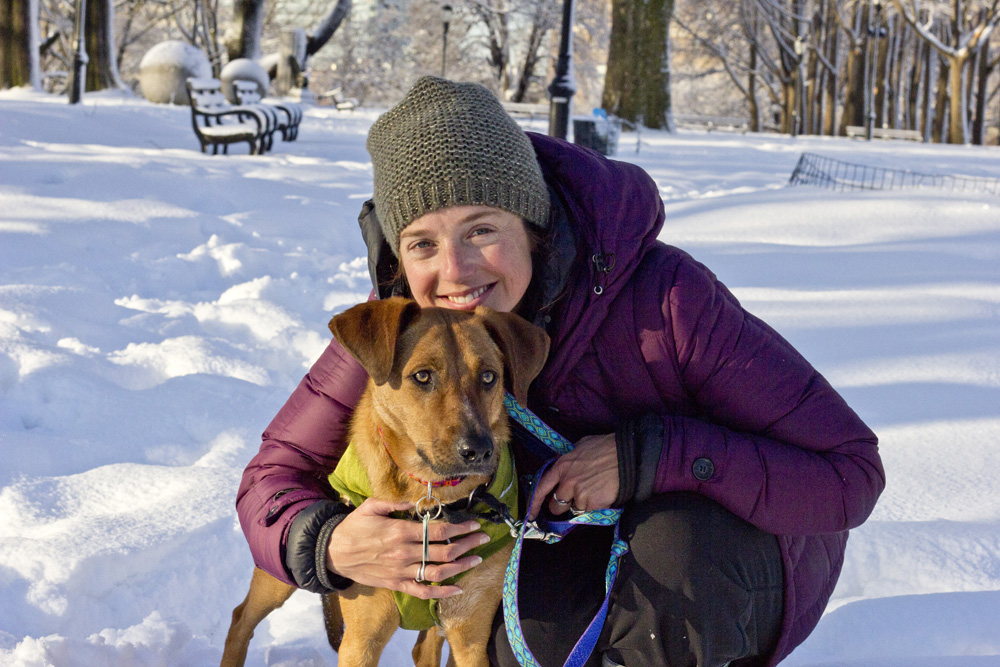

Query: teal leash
(502, 393), (630, 667)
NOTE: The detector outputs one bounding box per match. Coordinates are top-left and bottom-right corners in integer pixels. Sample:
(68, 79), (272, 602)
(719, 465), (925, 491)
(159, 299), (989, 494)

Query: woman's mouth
(443, 284), (491, 305)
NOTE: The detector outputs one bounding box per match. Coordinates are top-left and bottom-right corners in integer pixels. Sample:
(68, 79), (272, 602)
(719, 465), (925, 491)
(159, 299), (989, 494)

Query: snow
(1, 88), (998, 666)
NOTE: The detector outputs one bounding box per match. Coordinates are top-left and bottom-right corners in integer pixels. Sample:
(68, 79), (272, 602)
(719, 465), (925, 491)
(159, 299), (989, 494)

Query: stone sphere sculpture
(220, 59), (270, 103)
(139, 41), (212, 105)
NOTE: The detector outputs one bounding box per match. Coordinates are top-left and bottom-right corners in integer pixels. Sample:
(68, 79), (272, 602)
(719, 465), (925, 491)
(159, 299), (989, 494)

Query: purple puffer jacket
(237, 134), (884, 666)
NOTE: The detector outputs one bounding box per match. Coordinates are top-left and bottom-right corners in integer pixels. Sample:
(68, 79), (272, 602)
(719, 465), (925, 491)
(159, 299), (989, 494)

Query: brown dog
(222, 297), (550, 667)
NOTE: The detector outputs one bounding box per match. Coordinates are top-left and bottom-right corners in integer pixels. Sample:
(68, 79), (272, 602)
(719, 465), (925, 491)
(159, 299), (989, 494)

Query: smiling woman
(237, 76), (884, 667)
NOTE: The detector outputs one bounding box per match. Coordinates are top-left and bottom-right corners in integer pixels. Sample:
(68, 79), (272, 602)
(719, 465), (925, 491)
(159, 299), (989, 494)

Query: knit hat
(367, 76), (551, 256)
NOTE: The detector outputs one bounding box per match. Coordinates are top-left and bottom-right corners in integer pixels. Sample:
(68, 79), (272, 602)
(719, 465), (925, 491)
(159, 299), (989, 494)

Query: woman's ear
(328, 298), (422, 385)
(478, 309), (550, 404)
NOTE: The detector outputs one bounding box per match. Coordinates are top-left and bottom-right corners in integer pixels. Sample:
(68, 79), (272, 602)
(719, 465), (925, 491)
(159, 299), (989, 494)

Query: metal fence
(788, 152), (1000, 196)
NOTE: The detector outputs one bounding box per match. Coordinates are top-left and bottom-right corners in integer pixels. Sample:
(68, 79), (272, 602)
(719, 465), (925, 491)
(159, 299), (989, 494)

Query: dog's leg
(437, 547), (511, 667)
(336, 585), (401, 667)
(221, 567), (297, 667)
(412, 626), (447, 667)
(321, 591), (345, 651)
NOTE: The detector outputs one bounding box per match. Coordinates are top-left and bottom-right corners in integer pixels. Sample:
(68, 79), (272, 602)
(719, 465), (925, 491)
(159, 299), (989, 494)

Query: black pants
(489, 493), (784, 667)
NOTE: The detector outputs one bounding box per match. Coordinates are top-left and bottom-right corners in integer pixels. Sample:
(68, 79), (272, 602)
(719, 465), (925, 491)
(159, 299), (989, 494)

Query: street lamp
(440, 4), (453, 79)
(68, 0), (88, 104)
(865, 0), (886, 140)
(547, 0), (576, 140)
(793, 36), (804, 137)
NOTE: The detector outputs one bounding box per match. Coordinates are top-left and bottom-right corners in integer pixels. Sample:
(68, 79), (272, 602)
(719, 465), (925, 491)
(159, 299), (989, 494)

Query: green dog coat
(328, 442), (519, 630)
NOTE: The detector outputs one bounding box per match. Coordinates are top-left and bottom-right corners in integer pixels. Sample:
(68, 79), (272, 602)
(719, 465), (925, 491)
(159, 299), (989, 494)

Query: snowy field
(1, 88), (998, 666)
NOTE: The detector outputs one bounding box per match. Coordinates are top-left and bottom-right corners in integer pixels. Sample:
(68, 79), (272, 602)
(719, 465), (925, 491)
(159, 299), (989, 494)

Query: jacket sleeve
(638, 252), (885, 536)
(236, 334), (368, 585)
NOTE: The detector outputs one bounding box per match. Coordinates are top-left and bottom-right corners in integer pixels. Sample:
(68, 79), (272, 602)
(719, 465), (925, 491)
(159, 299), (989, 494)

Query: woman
(237, 76), (884, 667)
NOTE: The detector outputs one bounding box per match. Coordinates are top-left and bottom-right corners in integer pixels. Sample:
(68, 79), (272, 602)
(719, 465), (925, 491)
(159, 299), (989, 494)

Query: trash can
(573, 114), (621, 156)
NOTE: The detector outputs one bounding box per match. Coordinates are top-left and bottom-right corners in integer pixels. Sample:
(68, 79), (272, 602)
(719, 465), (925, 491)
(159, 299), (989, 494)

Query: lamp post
(547, 0), (576, 140)
(793, 36), (804, 137)
(440, 4), (453, 79)
(865, 0), (886, 141)
(68, 0), (88, 104)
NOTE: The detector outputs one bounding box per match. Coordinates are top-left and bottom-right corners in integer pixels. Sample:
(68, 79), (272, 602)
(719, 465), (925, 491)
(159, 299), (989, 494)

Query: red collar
(377, 426), (466, 487)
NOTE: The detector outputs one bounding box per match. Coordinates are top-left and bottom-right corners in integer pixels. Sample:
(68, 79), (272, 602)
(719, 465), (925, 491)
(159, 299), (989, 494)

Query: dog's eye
(481, 370), (497, 386)
(413, 370), (432, 385)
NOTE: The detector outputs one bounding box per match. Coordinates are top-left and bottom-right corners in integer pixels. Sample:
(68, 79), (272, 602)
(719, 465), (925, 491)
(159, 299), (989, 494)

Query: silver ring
(552, 493), (571, 505)
(570, 506), (586, 516)
(415, 563), (427, 583)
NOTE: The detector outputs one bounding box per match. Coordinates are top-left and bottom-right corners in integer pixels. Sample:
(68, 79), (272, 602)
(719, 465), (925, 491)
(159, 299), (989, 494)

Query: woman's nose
(440, 242), (475, 281)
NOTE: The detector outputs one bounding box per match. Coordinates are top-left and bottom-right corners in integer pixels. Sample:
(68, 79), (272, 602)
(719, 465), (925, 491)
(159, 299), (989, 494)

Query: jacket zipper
(592, 252), (616, 295)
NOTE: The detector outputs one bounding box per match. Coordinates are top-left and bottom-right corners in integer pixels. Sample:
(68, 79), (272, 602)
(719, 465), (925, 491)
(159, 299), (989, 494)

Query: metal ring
(552, 493), (571, 505)
(415, 563), (427, 583)
(414, 495), (443, 520)
(570, 506), (586, 516)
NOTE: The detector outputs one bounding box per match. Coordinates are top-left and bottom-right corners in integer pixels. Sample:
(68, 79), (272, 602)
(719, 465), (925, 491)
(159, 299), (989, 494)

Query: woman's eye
(470, 227), (492, 238)
(481, 370), (497, 386)
(413, 370), (432, 384)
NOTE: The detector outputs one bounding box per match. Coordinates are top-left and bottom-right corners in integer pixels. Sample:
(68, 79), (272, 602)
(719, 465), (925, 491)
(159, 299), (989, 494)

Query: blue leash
(502, 394), (630, 667)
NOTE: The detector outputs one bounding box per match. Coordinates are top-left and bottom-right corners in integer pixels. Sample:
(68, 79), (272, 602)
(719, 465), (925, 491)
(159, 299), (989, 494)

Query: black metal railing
(788, 153), (1000, 196)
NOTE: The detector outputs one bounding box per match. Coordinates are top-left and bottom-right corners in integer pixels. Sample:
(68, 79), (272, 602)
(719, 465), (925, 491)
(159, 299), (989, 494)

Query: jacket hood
(523, 133), (666, 392)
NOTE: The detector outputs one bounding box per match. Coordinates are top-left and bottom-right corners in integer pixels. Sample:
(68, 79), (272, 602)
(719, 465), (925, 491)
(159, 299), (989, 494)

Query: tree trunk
(945, 53), (968, 143)
(971, 37), (991, 144)
(306, 0), (352, 58)
(922, 41), (936, 141)
(748, 43), (760, 132)
(602, 0), (674, 129)
(907, 37), (925, 131)
(82, 0), (125, 91)
(1, 0), (41, 90)
(227, 0), (265, 61)
(932, 55), (949, 142)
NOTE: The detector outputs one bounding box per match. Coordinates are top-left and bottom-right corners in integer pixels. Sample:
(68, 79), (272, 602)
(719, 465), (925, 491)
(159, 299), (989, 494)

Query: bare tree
(895, 0), (1000, 143)
(1, 0), (42, 90)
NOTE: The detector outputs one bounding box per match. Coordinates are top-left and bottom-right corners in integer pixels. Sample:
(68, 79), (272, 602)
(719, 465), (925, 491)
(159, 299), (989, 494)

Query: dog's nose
(457, 432), (494, 465)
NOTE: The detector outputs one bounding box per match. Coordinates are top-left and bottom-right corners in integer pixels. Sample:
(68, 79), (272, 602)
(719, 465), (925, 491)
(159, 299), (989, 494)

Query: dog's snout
(457, 431), (494, 465)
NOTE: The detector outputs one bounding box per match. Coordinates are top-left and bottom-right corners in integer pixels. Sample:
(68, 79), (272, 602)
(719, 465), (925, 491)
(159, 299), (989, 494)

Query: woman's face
(399, 205), (533, 313)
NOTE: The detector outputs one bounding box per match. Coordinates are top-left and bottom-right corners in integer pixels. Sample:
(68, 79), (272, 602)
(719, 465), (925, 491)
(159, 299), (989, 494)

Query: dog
(222, 297), (550, 667)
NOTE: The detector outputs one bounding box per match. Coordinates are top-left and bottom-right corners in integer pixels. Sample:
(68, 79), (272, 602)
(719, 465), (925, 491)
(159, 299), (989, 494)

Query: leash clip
(414, 482), (443, 584)
(516, 519), (561, 543)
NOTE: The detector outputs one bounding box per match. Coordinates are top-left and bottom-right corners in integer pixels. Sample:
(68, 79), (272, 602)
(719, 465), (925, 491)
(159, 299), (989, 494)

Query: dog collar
(377, 426), (466, 487)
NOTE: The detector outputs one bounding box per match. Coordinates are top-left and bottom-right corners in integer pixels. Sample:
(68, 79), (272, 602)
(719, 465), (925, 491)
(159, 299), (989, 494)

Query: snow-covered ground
(1, 88), (998, 666)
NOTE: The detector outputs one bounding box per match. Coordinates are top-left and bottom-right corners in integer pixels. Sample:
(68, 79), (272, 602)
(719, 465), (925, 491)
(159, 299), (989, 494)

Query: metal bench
(316, 86), (358, 111)
(502, 102), (549, 121)
(233, 79), (302, 142)
(186, 78), (270, 155)
(846, 125), (922, 141)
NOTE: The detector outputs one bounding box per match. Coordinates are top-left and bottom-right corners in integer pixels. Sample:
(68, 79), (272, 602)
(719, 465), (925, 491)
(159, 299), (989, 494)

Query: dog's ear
(479, 309), (550, 404)
(329, 298), (422, 385)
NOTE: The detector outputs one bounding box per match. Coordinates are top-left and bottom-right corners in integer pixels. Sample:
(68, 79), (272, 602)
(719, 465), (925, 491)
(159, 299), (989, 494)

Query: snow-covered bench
(185, 78), (270, 155)
(232, 80), (303, 142)
(846, 125), (922, 141)
(502, 102), (549, 121)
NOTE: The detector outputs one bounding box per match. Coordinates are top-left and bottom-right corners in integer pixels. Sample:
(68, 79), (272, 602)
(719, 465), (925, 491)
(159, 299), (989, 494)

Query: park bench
(846, 125), (922, 141)
(502, 101), (549, 121)
(316, 86), (358, 111)
(186, 78), (270, 155)
(675, 113), (749, 134)
(232, 79), (302, 142)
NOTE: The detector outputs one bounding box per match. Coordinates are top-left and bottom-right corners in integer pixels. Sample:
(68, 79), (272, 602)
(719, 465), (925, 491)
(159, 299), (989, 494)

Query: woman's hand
(325, 497), (489, 599)
(527, 433), (619, 520)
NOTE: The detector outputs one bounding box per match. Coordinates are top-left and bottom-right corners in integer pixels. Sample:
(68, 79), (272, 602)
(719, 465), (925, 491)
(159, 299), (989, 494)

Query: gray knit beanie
(367, 76), (551, 256)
